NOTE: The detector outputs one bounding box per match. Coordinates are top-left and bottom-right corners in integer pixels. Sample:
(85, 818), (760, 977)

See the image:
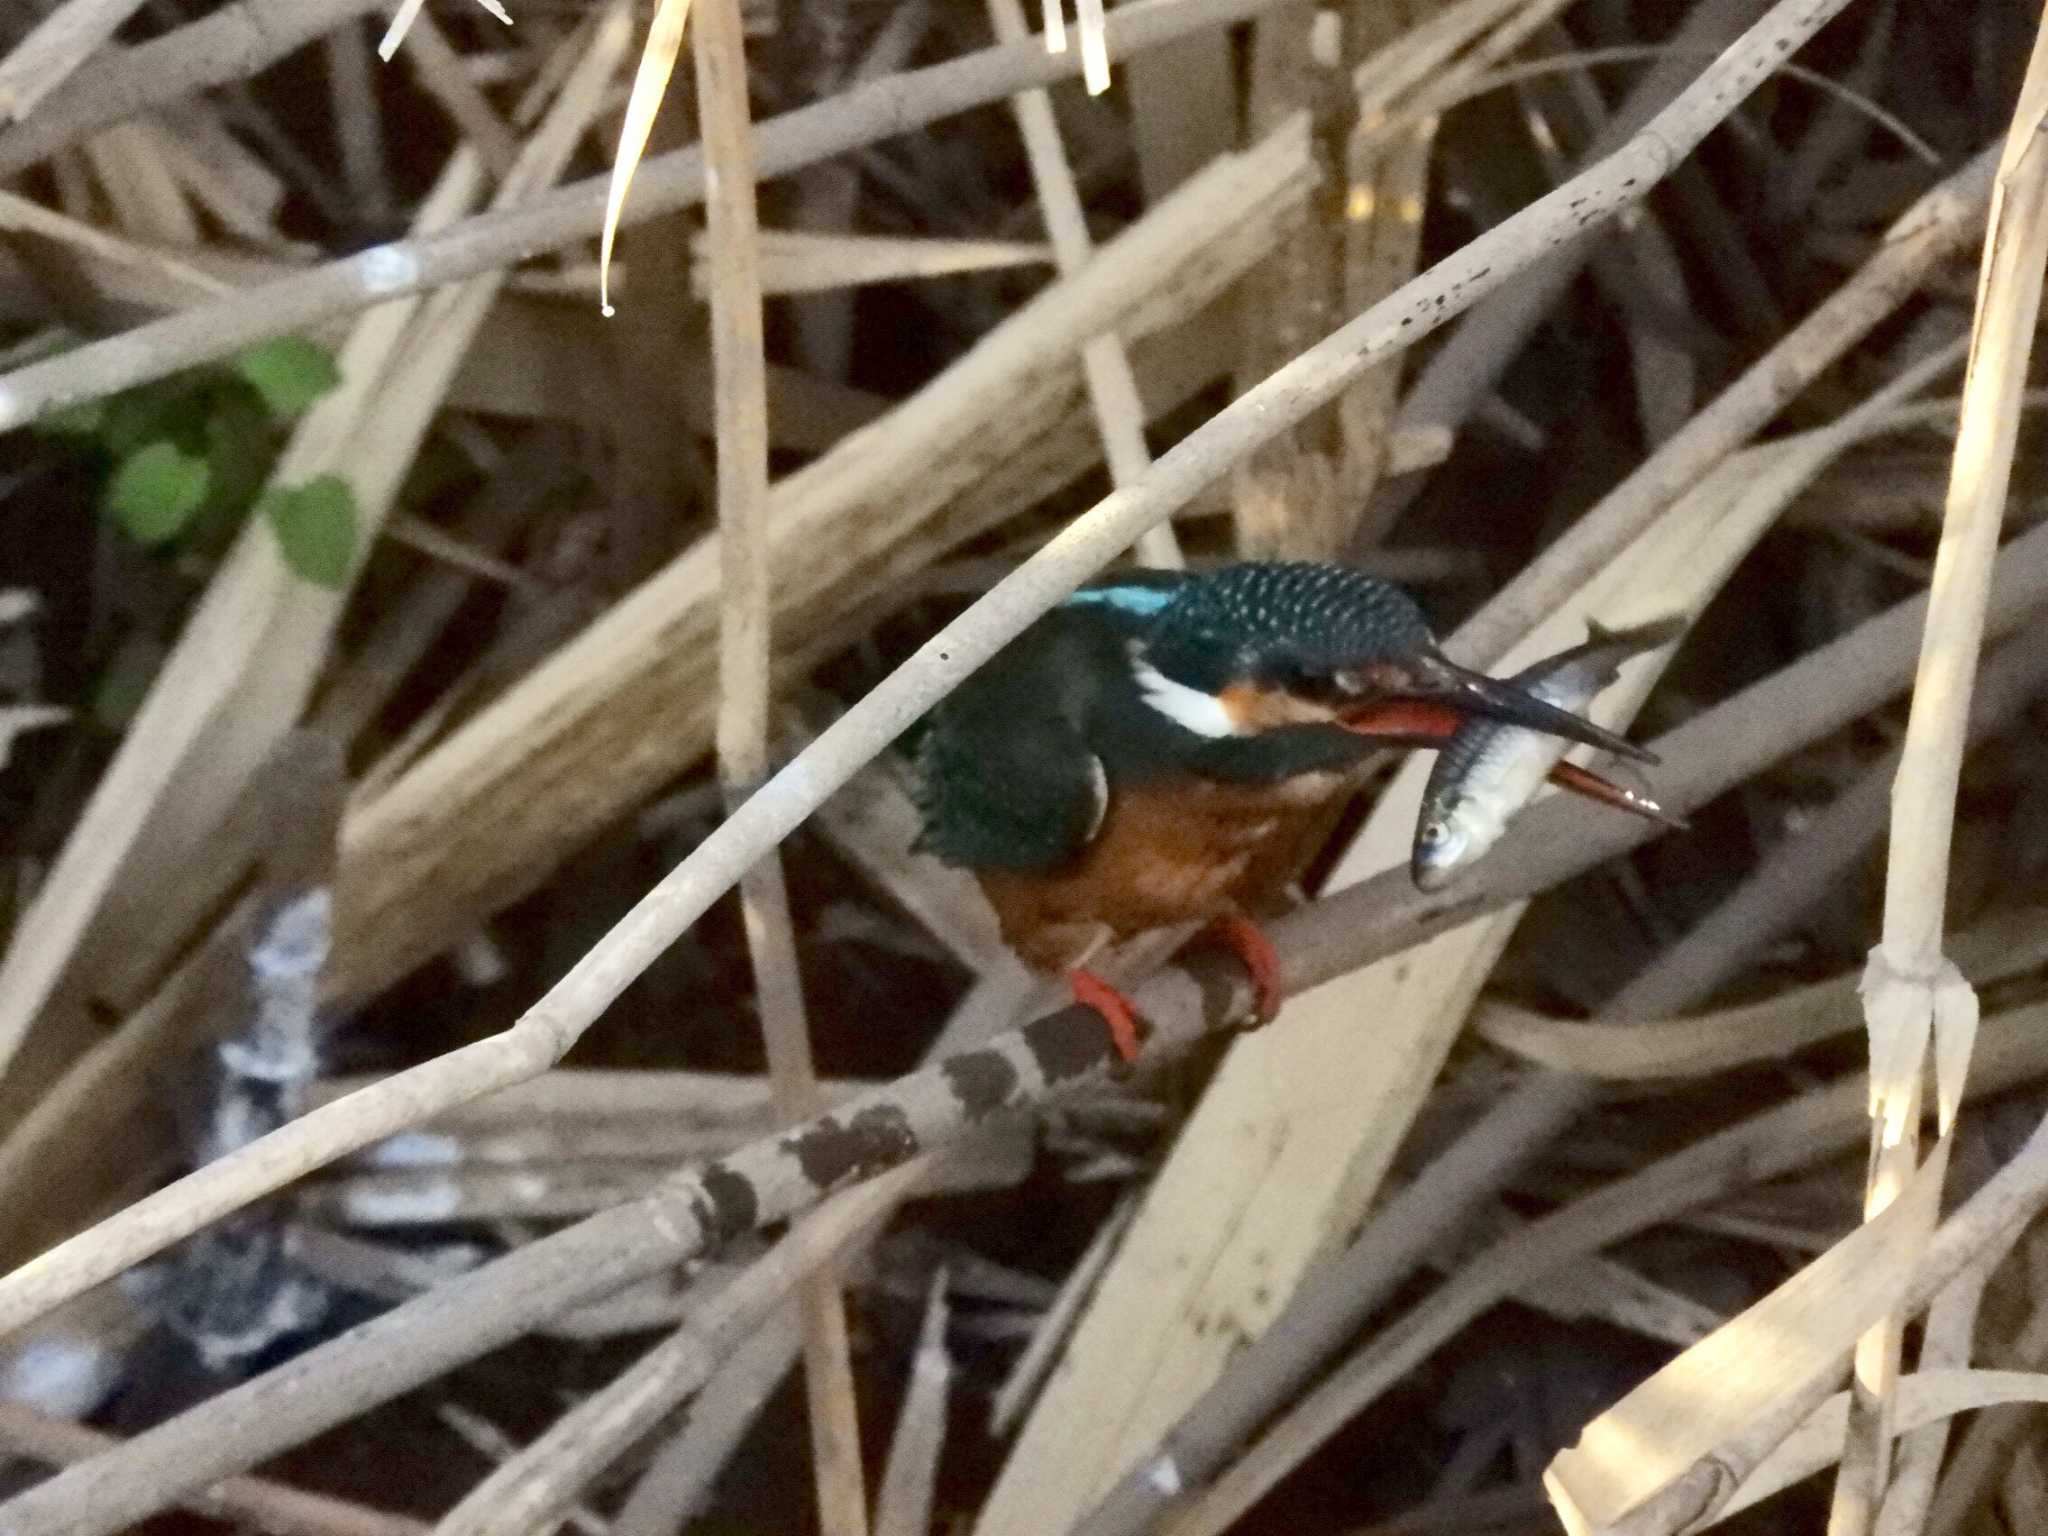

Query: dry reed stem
(0, 0), (388, 178)
(0, 0), (151, 122)
(1838, 21), (2048, 1532)
(11, 517), (2048, 1533)
(688, 231), (1057, 294)
(1670, 1369), (2048, 1533)
(0, 1402), (430, 1536)
(0, 1), (624, 1105)
(377, 0), (508, 62)
(0, 0), (1912, 1447)
(1874, 1218), (2032, 1536)
(0, 186), (227, 298)
(1380, 0), (1766, 503)
(429, 1162), (925, 1536)
(1068, 1070), (1593, 1536)
(1583, 1100), (2048, 1536)
(988, 1192), (1138, 1436)
(693, 0), (868, 1522)
(609, 1309), (805, 1534)
(401, 13), (521, 177)
(875, 1269), (954, 1536)
(1476, 902), (2048, 1083)
(1549, 1135), (1957, 1534)
(1164, 1011), (2048, 1536)
(1922, 1298), (2048, 1535)
(1457, 139), (1997, 670)
(0, 0), (1518, 424)
(989, 0), (1181, 568)
(599, 0), (693, 312)
(1611, 621), (2048, 1019)
(0, 148), (485, 1088)
(1049, 330), (1969, 1536)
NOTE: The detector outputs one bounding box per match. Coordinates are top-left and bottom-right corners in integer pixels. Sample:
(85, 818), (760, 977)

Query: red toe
(1069, 969), (1144, 1064)
(1206, 917), (1284, 1024)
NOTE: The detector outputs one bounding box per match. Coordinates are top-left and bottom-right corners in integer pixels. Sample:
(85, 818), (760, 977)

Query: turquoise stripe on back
(1063, 584), (1175, 617)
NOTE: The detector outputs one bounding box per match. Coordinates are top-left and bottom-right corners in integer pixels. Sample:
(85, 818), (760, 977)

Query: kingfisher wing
(914, 614), (1116, 875)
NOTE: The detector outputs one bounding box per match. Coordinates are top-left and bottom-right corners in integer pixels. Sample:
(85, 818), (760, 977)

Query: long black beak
(1396, 650), (1658, 764)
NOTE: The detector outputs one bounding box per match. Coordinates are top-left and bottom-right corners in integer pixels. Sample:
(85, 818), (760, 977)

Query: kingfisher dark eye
(1291, 670), (1355, 704)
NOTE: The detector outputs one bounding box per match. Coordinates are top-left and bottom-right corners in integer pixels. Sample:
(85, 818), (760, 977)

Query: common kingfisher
(913, 561), (1655, 1063)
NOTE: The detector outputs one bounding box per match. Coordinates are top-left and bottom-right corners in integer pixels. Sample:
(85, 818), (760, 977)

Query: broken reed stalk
(1055, 312), (1975, 1536)
(0, 0), (389, 179)
(1384, 0), (1767, 503)
(988, 0), (1181, 569)
(1455, 138), (1996, 669)
(598, 0), (693, 312)
(0, 1402), (429, 1536)
(0, 0), (160, 123)
(1068, 1070), (1597, 1536)
(1070, 391), (2003, 1532)
(873, 1268), (953, 1536)
(0, 0), (1864, 1347)
(1874, 1214), (2031, 1536)
(1163, 1018), (2048, 1536)
(1588, 1099), (2048, 1536)
(0, 0), (1294, 422)
(16, 516), (2048, 1535)
(691, 0), (868, 1528)
(427, 1163), (925, 1536)
(1835, 23), (2048, 1534)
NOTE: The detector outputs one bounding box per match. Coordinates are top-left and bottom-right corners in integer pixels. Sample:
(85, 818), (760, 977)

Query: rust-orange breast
(977, 772), (1352, 974)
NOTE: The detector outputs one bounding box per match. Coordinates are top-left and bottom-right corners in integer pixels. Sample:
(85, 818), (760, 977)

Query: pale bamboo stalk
(0, 1403), (429, 1536)
(1875, 1217), (2031, 1536)
(989, 0), (1180, 568)
(402, 12), (522, 178)
(1157, 1013), (2048, 1536)
(694, 0), (867, 1523)
(1923, 1297), (2048, 1536)
(609, 1309), (805, 1533)
(1835, 22), (2048, 1533)
(0, 0), (150, 122)
(428, 1161), (927, 1536)
(13, 514), (2048, 1534)
(874, 1270), (953, 1536)
(0, 0), (1879, 1383)
(0, 0), (1498, 421)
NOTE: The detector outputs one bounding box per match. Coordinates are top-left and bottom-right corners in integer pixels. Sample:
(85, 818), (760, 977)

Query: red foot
(1069, 968), (1145, 1064)
(1204, 916), (1284, 1025)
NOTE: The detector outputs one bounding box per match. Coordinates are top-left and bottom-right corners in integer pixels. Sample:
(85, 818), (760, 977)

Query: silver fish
(1410, 618), (1685, 891)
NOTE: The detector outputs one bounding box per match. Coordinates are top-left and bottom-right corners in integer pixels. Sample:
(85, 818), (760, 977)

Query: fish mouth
(1349, 651), (1658, 764)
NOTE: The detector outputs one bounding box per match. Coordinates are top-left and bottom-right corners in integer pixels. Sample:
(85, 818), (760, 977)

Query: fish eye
(1420, 819), (1450, 847)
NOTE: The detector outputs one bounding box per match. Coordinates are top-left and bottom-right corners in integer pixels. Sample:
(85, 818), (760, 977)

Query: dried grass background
(3, 0), (2048, 1534)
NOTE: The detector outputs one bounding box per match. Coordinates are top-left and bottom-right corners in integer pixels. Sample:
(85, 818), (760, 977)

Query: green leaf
(203, 390), (278, 524)
(105, 441), (211, 545)
(99, 391), (193, 459)
(234, 337), (341, 418)
(263, 476), (358, 588)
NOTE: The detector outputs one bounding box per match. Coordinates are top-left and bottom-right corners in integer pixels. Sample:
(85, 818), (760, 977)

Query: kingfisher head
(1067, 562), (1650, 760)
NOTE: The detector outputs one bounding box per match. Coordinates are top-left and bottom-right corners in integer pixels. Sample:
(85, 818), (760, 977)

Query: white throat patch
(1131, 650), (1243, 738)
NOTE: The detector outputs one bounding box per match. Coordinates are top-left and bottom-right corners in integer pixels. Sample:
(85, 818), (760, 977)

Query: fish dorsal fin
(1584, 613), (1686, 651)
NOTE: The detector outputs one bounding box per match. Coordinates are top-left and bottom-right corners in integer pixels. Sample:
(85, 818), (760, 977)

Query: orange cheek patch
(1220, 683), (1339, 730)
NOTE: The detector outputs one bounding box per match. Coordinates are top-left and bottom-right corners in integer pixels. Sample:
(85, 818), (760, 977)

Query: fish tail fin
(1585, 613), (1688, 653)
